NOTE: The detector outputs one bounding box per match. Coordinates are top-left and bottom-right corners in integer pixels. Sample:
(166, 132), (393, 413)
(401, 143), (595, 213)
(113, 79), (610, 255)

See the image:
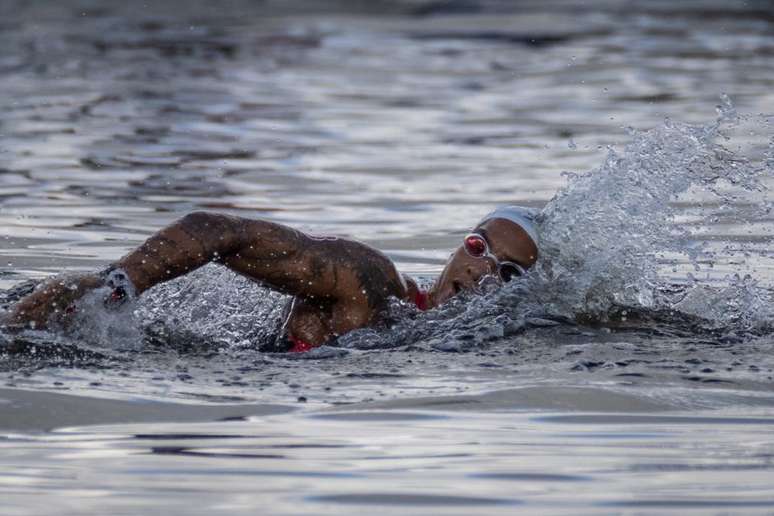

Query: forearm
(113, 211), (247, 294)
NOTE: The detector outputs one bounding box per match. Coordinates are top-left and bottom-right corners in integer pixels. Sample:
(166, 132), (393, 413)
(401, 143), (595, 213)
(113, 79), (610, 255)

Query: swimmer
(4, 206), (539, 352)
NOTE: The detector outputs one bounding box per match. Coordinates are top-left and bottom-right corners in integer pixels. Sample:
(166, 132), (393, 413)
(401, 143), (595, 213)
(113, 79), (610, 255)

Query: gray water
(2, 0), (774, 513)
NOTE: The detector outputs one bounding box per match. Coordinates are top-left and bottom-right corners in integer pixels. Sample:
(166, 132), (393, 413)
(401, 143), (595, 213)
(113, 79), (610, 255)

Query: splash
(528, 97), (772, 330)
(135, 265), (288, 351)
(1, 266), (289, 354)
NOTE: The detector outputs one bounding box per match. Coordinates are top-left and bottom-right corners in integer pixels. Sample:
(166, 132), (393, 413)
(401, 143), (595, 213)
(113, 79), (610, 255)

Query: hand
(4, 273), (105, 330)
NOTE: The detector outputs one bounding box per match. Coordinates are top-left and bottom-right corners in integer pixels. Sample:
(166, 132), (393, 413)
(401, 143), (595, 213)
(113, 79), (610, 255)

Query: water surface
(1, 0), (774, 513)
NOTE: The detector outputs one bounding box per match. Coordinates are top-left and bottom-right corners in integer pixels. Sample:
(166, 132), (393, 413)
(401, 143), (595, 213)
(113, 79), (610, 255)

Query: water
(2, 0), (774, 513)
(4, 395), (774, 516)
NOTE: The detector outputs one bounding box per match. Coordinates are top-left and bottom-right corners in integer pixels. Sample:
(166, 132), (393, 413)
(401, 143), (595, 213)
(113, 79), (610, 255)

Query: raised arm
(116, 211), (403, 301)
(113, 211), (308, 295)
(5, 211), (408, 329)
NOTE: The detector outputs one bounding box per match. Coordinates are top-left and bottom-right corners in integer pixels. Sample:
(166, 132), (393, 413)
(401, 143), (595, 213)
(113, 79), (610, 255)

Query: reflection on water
(3, 407), (774, 514)
(1, 0), (774, 513)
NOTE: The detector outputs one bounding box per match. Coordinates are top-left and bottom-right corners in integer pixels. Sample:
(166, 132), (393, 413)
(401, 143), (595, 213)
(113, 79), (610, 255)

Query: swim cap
(478, 205), (539, 247)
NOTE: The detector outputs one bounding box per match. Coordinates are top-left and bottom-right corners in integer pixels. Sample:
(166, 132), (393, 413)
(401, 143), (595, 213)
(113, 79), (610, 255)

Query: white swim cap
(478, 205), (540, 247)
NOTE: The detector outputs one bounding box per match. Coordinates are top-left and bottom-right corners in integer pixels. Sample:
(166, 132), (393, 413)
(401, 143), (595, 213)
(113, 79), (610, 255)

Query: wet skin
(5, 212), (538, 346)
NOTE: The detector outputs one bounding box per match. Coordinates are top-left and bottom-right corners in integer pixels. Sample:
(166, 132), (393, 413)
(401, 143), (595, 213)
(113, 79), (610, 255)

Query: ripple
(310, 411), (447, 422)
(310, 493), (519, 507)
(536, 415), (774, 425)
(599, 499), (774, 508)
(469, 472), (592, 482)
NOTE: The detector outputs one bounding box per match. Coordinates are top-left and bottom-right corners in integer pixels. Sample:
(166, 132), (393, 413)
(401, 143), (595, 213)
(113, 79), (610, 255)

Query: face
(430, 218), (538, 306)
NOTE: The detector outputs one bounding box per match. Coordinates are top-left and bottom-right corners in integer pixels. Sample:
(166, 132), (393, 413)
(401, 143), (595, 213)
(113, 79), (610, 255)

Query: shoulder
(310, 238), (408, 307)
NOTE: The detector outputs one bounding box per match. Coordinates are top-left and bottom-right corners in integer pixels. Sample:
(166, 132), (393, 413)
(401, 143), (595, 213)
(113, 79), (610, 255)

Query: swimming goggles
(463, 233), (527, 282)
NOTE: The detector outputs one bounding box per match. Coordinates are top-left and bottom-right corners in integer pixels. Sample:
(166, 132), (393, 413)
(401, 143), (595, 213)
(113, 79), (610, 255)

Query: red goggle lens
(464, 235), (487, 257)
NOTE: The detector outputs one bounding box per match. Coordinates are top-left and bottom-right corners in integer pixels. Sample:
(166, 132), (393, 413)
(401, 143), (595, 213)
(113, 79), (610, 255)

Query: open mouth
(452, 281), (462, 295)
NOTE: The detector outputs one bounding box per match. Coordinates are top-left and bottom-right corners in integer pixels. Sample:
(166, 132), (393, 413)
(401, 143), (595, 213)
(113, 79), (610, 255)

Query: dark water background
(1, 0), (774, 514)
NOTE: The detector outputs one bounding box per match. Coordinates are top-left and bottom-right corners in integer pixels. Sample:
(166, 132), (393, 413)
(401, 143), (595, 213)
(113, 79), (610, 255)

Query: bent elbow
(179, 211), (220, 229)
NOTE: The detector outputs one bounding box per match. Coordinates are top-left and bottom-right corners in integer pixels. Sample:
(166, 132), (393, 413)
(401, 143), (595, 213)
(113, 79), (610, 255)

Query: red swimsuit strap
(288, 336), (317, 353)
(414, 289), (429, 311)
(289, 289), (429, 353)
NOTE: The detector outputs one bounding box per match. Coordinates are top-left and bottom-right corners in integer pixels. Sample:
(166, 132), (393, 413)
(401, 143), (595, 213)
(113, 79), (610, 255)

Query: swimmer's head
(429, 206), (539, 307)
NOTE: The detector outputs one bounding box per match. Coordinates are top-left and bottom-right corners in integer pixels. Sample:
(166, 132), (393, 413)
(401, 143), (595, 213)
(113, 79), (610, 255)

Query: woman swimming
(5, 206), (539, 352)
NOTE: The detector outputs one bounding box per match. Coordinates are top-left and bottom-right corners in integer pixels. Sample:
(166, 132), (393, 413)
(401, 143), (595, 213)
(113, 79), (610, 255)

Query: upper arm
(223, 220), (406, 307)
(218, 217), (323, 296)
